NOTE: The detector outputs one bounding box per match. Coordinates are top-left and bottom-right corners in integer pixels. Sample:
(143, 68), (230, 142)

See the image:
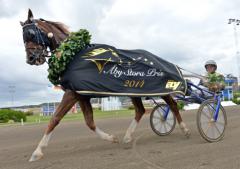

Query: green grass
(0, 109), (135, 126)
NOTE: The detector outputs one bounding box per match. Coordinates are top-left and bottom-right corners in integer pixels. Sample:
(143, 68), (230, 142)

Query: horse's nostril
(29, 56), (34, 61)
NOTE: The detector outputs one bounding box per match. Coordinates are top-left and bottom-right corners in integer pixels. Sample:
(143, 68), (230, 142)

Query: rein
(179, 67), (206, 79)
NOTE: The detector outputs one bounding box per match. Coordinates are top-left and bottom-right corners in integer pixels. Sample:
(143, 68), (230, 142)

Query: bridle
(22, 19), (56, 64)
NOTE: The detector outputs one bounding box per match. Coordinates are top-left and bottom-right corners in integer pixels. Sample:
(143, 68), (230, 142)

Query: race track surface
(0, 106), (239, 169)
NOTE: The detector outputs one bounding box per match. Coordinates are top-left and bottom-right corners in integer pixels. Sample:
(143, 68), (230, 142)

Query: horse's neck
(50, 28), (69, 50)
(38, 20), (70, 50)
(51, 34), (69, 51)
(54, 33), (69, 47)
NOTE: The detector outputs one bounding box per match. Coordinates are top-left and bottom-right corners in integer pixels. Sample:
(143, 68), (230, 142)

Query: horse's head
(20, 9), (50, 65)
(20, 9), (69, 65)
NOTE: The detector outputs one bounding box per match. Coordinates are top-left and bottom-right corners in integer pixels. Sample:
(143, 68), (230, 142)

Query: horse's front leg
(78, 97), (118, 143)
(123, 97), (145, 143)
(29, 90), (79, 162)
(161, 95), (190, 137)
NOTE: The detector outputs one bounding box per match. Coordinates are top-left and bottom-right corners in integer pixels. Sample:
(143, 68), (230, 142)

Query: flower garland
(48, 29), (91, 85)
(206, 73), (225, 92)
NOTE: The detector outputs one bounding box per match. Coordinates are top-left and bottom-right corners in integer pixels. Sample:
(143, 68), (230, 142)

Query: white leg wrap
(123, 119), (138, 143)
(95, 127), (118, 143)
(29, 132), (52, 162)
(179, 122), (191, 137)
(39, 132), (52, 147)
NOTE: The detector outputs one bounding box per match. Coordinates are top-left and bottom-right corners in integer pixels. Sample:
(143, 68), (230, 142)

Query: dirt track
(0, 106), (240, 169)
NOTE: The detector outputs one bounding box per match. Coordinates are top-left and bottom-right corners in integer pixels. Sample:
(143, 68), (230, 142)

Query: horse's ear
(28, 9), (34, 21)
(20, 21), (24, 26)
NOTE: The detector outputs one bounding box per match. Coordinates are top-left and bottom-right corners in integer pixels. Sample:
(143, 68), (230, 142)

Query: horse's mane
(37, 19), (70, 44)
(45, 20), (70, 35)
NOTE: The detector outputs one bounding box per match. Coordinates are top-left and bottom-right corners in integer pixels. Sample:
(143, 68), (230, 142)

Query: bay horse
(21, 9), (190, 162)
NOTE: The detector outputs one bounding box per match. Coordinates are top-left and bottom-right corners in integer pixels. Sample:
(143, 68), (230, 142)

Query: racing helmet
(204, 60), (217, 69)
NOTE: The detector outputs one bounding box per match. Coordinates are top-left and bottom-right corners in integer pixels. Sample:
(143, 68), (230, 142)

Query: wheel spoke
(207, 104), (215, 116)
(202, 111), (211, 120)
(215, 121), (225, 126)
(158, 123), (163, 132)
(213, 123), (222, 136)
(204, 124), (211, 135)
(167, 117), (174, 121)
(163, 123), (167, 132)
(156, 109), (164, 116)
(165, 120), (173, 128)
(153, 112), (161, 118)
(212, 125), (216, 138)
(153, 114), (161, 120)
(201, 114), (210, 123)
(152, 119), (160, 125)
(201, 121), (210, 125)
(155, 123), (161, 131)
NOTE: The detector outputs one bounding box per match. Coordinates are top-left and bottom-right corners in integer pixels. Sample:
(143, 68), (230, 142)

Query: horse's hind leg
(123, 97), (145, 143)
(161, 95), (190, 137)
(29, 90), (79, 162)
(78, 97), (118, 143)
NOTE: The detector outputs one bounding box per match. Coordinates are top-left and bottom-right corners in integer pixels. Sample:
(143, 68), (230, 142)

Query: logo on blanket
(103, 65), (164, 78)
(83, 48), (121, 73)
(165, 80), (181, 90)
(83, 48), (165, 78)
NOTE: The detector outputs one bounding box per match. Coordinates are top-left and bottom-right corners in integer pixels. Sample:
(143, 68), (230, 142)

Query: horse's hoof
(179, 122), (190, 138)
(110, 135), (119, 143)
(29, 151), (43, 162)
(184, 129), (191, 138)
(123, 136), (133, 144)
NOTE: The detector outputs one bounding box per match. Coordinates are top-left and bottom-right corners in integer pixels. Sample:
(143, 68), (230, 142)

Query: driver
(200, 60), (225, 92)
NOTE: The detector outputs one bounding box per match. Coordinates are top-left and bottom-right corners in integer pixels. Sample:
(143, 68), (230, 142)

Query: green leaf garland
(48, 29), (91, 85)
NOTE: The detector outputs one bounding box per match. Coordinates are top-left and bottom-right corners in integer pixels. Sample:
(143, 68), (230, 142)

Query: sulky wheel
(150, 103), (176, 136)
(197, 99), (227, 142)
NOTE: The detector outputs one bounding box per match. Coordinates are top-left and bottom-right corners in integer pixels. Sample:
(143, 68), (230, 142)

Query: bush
(128, 105), (135, 110)
(25, 111), (34, 116)
(234, 92), (240, 98)
(232, 92), (240, 105)
(0, 111), (9, 123)
(232, 98), (240, 105)
(8, 111), (26, 122)
(0, 109), (26, 123)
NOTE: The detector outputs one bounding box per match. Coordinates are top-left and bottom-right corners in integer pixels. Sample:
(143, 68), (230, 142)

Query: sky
(0, 0), (240, 107)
